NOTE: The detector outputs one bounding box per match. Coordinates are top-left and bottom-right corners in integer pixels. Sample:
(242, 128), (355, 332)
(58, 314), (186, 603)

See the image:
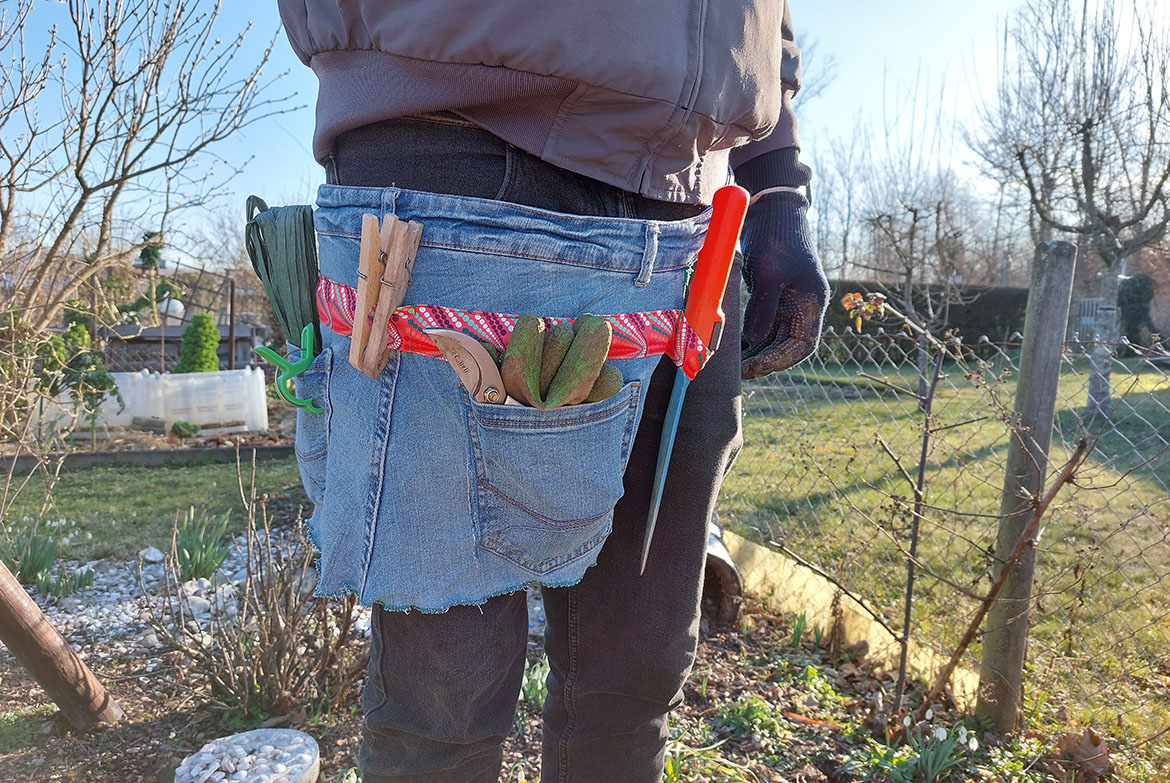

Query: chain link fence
(721, 327), (1170, 763)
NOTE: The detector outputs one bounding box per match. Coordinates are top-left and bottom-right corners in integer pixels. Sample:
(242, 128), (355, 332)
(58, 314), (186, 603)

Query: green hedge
(1118, 272), (1156, 353)
(825, 279), (1030, 342)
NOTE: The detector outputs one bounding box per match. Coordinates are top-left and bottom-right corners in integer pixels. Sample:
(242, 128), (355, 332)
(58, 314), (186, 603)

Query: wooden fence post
(0, 560), (124, 730)
(976, 240), (1076, 731)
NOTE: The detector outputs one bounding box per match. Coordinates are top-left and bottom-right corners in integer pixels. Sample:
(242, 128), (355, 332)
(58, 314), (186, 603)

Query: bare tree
(973, 0), (1170, 416)
(793, 38), (839, 107)
(836, 73), (983, 402)
(858, 168), (981, 402)
(810, 124), (866, 279)
(0, 0), (292, 335)
(0, 0), (294, 567)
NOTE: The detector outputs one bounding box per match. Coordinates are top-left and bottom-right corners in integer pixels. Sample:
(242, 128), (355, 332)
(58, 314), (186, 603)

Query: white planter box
(93, 367), (269, 433)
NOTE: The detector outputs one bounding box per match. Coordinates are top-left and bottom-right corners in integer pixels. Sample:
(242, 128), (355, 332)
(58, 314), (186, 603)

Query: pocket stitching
(476, 479), (614, 529)
(479, 519), (613, 576)
(464, 382), (641, 517)
(294, 349), (334, 503)
(464, 381), (642, 575)
(295, 442), (328, 461)
(469, 381), (641, 429)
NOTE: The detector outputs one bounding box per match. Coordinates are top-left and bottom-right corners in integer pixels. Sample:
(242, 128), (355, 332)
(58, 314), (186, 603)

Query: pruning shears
(426, 328), (508, 404)
(254, 323), (323, 413)
(640, 185), (749, 575)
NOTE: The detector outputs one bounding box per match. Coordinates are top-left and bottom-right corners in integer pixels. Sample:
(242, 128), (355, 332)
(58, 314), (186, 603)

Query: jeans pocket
(292, 346), (334, 508)
(465, 381), (642, 576)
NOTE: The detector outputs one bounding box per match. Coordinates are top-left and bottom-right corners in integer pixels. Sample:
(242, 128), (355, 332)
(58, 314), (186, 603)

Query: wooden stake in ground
(907, 436), (1088, 731)
(976, 240), (1077, 732)
(0, 560), (124, 730)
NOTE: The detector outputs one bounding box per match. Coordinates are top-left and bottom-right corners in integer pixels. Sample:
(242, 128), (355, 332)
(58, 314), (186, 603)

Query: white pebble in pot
(173, 729), (320, 783)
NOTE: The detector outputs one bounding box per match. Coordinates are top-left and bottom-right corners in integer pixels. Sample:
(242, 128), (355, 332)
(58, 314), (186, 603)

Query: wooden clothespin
(349, 214), (382, 375)
(348, 214), (424, 378)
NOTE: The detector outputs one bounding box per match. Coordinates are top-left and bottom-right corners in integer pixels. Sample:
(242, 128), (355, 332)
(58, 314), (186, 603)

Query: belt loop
(635, 223), (659, 288)
(382, 188), (399, 215)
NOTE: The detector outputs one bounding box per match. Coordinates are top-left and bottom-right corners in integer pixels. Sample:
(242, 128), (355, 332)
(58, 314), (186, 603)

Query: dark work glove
(737, 189), (829, 379)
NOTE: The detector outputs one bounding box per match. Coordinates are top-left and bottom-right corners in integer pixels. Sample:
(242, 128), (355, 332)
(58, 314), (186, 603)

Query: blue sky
(214, 0), (1028, 208)
(794, 0), (1024, 156)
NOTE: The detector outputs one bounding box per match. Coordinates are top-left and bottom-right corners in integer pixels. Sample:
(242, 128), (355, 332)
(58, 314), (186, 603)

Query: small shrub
(16, 536), (58, 584)
(171, 420), (200, 441)
(137, 230), (163, 271)
(715, 694), (787, 747)
(1119, 272), (1156, 353)
(175, 507), (230, 581)
(174, 313), (221, 373)
(148, 478), (367, 719)
(34, 322), (120, 422)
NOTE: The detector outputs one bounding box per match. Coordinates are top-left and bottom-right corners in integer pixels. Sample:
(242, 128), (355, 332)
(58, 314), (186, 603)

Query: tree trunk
(1085, 262), (1119, 419)
(0, 561), (124, 730)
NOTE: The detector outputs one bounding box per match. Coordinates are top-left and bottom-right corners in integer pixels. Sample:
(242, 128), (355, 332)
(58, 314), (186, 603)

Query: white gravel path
(1, 526), (547, 660)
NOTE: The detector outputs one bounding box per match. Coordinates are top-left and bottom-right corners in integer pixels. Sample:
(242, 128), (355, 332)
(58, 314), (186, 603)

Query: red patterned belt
(315, 276), (713, 379)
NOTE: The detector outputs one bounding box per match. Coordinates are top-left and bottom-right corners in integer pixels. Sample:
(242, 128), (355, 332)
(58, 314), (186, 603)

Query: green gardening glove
(500, 314), (623, 408)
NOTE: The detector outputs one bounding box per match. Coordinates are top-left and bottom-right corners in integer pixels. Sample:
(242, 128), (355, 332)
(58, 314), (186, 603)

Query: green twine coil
(245, 196), (321, 355)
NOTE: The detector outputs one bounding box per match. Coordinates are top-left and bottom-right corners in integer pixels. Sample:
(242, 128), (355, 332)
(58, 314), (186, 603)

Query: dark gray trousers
(329, 115), (743, 783)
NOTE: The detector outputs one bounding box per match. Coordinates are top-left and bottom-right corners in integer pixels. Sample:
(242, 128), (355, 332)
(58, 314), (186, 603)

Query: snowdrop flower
(925, 708), (933, 720)
(968, 736), (979, 751)
(958, 726), (969, 744)
(903, 715), (912, 727)
(935, 727), (947, 741)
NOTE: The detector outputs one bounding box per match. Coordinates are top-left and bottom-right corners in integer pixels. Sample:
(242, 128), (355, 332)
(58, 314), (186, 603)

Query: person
(277, 1), (829, 780)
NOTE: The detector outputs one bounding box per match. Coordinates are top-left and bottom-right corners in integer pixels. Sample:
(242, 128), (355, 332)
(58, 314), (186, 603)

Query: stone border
(724, 530), (979, 710)
(0, 445), (294, 473)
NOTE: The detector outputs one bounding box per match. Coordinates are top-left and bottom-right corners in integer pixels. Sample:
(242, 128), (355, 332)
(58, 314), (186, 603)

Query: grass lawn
(2, 457), (306, 562)
(721, 351), (1170, 747)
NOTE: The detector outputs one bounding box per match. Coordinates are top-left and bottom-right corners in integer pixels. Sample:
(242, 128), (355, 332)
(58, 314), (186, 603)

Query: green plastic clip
(254, 324), (323, 414)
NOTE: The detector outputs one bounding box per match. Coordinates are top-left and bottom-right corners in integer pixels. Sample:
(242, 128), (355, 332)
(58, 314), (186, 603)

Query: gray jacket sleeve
(729, 0), (803, 168)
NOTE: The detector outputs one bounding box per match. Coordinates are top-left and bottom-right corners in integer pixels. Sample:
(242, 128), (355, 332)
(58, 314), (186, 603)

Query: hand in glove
(737, 187), (829, 380)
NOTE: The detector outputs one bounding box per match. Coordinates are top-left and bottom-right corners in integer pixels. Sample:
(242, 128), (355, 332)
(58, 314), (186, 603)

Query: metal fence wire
(721, 328), (1170, 761)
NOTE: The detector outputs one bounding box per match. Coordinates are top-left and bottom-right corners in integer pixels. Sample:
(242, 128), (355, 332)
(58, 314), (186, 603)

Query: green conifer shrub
(174, 313), (221, 373)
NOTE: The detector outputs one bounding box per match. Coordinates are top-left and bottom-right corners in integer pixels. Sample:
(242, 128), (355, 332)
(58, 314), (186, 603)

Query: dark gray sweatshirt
(278, 0), (805, 204)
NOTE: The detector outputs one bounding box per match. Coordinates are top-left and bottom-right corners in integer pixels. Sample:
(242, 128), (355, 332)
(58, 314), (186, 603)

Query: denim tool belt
(292, 184), (712, 612)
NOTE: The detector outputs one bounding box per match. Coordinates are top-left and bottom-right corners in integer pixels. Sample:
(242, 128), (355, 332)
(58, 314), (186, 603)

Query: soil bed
(1, 587), (894, 782)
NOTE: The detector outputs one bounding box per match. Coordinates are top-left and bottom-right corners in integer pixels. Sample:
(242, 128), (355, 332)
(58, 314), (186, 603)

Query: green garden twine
(245, 196), (321, 355)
